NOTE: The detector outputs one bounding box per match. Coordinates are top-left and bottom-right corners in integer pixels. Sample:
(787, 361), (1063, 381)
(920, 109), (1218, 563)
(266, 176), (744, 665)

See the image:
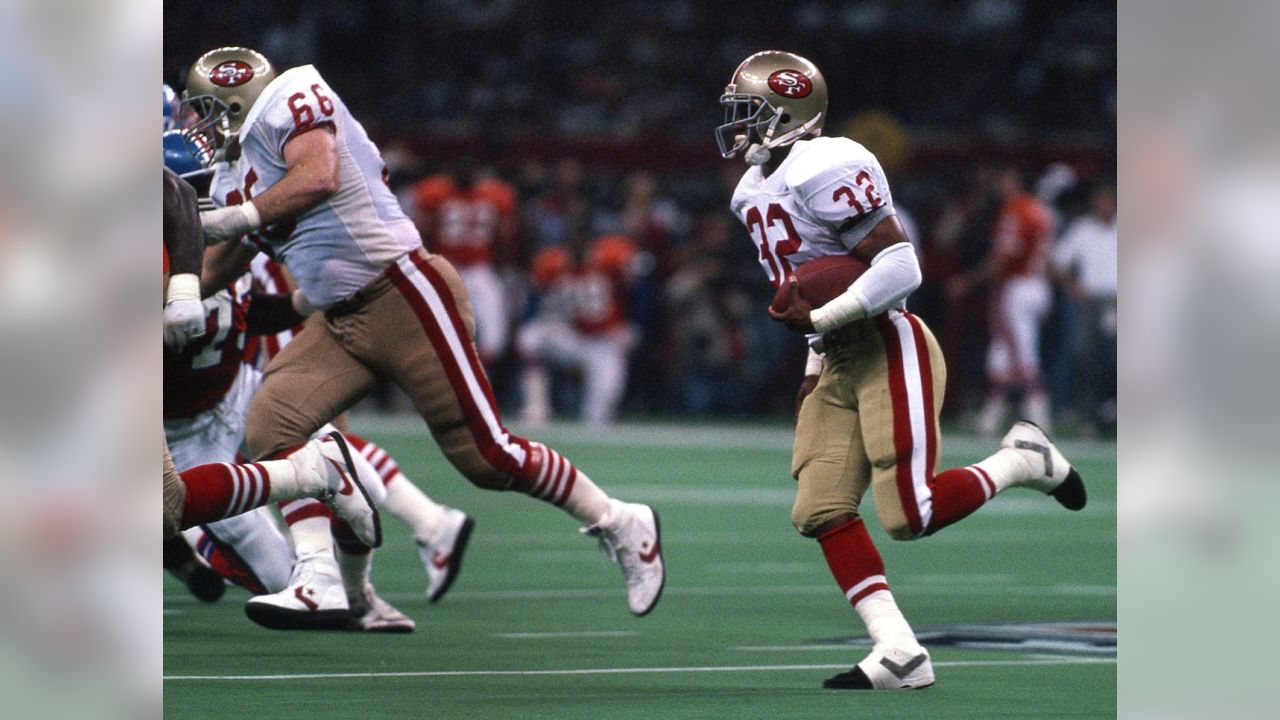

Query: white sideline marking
(163, 657), (1116, 681)
(492, 631), (637, 639)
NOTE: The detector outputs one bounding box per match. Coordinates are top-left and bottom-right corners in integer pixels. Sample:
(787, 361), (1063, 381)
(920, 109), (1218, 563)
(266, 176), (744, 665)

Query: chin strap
(745, 110), (825, 167)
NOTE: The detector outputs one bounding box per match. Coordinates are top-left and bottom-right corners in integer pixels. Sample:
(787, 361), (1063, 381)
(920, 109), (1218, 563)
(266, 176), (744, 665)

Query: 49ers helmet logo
(767, 69), (813, 98)
(209, 60), (255, 87)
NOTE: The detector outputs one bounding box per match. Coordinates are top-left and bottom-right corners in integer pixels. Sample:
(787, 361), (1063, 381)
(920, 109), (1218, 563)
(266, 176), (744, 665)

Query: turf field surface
(164, 419), (1116, 719)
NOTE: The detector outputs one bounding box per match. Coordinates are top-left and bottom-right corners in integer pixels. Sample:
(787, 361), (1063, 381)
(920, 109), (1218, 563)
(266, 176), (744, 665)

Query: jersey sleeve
(246, 66), (340, 158)
(788, 141), (896, 251)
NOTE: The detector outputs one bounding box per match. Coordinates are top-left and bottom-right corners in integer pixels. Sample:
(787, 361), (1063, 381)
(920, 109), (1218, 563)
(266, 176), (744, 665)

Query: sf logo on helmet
(210, 60), (255, 87)
(768, 70), (813, 98)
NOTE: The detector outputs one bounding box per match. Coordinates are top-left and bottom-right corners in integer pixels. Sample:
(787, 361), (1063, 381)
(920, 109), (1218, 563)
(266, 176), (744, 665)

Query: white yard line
(491, 631), (637, 639)
(164, 656), (1116, 681)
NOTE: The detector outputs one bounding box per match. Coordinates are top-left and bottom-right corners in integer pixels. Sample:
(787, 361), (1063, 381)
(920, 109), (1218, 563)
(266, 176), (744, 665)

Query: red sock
(278, 498), (330, 526)
(194, 531), (268, 594)
(818, 518), (890, 606)
(516, 441), (578, 507)
(179, 462), (272, 529)
(925, 467), (993, 535)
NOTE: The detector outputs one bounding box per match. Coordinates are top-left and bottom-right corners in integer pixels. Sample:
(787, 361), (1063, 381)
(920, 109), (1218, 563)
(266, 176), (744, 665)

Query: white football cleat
(823, 645), (935, 690)
(349, 583), (415, 633)
(582, 499), (665, 616)
(1001, 421), (1087, 510)
(244, 554), (351, 630)
(293, 432), (383, 547)
(417, 508), (475, 603)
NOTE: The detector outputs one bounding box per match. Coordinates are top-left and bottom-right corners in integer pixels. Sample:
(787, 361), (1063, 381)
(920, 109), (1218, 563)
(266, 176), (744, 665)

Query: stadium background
(163, 3), (1115, 718)
(164, 0), (1115, 430)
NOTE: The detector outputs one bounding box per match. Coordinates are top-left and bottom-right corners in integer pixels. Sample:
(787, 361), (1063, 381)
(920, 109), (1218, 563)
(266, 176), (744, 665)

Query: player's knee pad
(791, 502), (859, 538)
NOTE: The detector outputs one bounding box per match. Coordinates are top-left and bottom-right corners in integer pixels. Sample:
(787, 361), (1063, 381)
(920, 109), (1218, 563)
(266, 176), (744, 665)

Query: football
(771, 254), (869, 312)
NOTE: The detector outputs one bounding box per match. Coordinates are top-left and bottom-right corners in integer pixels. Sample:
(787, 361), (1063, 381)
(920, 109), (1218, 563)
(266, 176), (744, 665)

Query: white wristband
(240, 200), (262, 232)
(166, 273), (200, 304)
(809, 290), (867, 334)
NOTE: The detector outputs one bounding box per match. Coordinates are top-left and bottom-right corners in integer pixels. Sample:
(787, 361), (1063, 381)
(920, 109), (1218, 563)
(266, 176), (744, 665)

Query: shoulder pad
(784, 136), (876, 194)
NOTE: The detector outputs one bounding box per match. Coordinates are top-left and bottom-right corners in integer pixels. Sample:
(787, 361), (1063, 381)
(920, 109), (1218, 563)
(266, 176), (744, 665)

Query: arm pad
(810, 242), (922, 333)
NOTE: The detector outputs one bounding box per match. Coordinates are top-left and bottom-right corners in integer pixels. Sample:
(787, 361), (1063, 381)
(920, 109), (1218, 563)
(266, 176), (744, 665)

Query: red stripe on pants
(876, 314), (925, 536)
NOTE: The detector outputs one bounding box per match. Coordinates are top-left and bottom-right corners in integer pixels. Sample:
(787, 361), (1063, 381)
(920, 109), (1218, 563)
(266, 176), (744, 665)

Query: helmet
(716, 50), (828, 165)
(181, 47), (277, 143)
(162, 129), (214, 179)
(163, 84), (179, 130)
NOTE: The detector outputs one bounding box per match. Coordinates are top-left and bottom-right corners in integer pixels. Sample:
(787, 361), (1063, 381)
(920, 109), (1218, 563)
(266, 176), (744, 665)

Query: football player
(718, 51), (1088, 689)
(410, 159), (519, 367)
(164, 132), (470, 630)
(163, 166), (379, 555)
(188, 47), (664, 616)
(518, 235), (639, 425)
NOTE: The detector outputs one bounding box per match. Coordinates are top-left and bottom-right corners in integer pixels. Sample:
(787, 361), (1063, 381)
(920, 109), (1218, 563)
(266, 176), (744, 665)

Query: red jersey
(991, 194), (1054, 278)
(412, 175), (517, 267)
(572, 236), (635, 336)
(163, 275), (252, 420)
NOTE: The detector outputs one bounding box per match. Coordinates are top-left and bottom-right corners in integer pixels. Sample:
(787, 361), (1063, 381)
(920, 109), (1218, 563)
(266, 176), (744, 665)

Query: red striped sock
(179, 462), (272, 529)
(925, 467), (993, 535)
(345, 433), (404, 488)
(279, 498), (334, 558)
(818, 518), (891, 607)
(519, 441), (579, 508)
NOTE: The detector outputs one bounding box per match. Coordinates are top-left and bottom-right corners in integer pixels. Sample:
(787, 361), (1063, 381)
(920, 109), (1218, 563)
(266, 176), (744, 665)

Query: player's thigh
(163, 437), (185, 540)
(245, 314), (377, 458)
(363, 252), (525, 489)
(862, 312), (945, 540)
(790, 371), (869, 536)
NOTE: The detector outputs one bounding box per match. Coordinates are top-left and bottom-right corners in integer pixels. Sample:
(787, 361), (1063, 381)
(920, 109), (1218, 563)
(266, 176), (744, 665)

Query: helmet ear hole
(229, 102), (242, 113)
(780, 113), (791, 124)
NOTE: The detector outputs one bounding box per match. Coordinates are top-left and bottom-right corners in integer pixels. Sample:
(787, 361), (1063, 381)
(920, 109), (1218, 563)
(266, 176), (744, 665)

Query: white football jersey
(211, 65), (420, 307)
(730, 136), (897, 290)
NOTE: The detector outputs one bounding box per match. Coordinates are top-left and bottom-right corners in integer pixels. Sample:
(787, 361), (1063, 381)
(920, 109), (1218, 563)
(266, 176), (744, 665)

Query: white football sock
(286, 511), (334, 561)
(382, 478), (446, 544)
(562, 471), (613, 525)
(855, 590), (922, 650)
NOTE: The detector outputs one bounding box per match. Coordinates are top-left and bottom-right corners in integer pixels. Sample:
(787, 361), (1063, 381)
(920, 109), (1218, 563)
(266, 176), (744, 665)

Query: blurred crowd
(373, 152), (1115, 435)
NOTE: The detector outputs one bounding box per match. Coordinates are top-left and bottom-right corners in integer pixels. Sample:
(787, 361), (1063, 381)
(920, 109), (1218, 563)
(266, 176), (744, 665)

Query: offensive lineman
(717, 51), (1087, 689)
(187, 47), (664, 617)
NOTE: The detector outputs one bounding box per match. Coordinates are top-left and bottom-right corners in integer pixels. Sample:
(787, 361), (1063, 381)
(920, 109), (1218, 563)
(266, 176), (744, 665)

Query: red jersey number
(746, 204), (802, 289)
(832, 171), (885, 216)
(287, 84), (335, 129)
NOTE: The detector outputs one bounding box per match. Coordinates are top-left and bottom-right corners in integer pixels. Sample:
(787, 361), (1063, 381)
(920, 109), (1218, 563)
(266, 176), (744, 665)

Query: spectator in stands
(1053, 183), (1118, 434)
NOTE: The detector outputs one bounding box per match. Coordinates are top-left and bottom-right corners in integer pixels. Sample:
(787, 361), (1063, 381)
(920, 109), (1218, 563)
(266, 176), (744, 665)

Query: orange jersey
(992, 195), (1053, 278)
(413, 175), (517, 267)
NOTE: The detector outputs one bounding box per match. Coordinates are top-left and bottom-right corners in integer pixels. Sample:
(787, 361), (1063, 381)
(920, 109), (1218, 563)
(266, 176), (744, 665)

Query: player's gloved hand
(767, 276), (815, 333)
(163, 273), (205, 350)
(200, 201), (261, 245)
(795, 374), (820, 421)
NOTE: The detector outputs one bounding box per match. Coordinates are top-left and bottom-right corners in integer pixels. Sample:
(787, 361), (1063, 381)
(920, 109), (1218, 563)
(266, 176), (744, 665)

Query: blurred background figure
(518, 234), (643, 425)
(1053, 183), (1117, 435)
(951, 167), (1056, 435)
(410, 158), (519, 367)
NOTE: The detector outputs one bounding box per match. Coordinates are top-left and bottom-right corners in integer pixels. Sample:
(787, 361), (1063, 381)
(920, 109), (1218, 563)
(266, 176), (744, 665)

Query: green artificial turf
(164, 420), (1115, 719)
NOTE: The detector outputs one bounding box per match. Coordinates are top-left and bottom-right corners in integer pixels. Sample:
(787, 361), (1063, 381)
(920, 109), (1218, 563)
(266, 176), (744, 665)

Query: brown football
(771, 254), (869, 312)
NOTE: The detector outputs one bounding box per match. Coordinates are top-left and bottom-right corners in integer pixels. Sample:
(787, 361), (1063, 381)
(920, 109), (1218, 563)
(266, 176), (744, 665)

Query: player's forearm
(200, 242), (257, 298)
(810, 242), (921, 333)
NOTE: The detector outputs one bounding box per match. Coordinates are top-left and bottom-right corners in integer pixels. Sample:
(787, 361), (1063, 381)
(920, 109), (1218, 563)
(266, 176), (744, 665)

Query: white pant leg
(458, 264), (509, 360)
(987, 277), (1050, 385)
(580, 330), (631, 425)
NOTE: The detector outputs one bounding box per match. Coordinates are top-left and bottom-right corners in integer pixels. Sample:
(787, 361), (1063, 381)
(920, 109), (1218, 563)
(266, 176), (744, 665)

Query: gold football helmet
(181, 47), (277, 144)
(716, 50), (828, 165)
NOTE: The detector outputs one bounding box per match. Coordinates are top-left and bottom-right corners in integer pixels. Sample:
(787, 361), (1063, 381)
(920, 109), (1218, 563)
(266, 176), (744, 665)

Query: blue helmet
(162, 129), (213, 179)
(163, 84), (179, 131)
